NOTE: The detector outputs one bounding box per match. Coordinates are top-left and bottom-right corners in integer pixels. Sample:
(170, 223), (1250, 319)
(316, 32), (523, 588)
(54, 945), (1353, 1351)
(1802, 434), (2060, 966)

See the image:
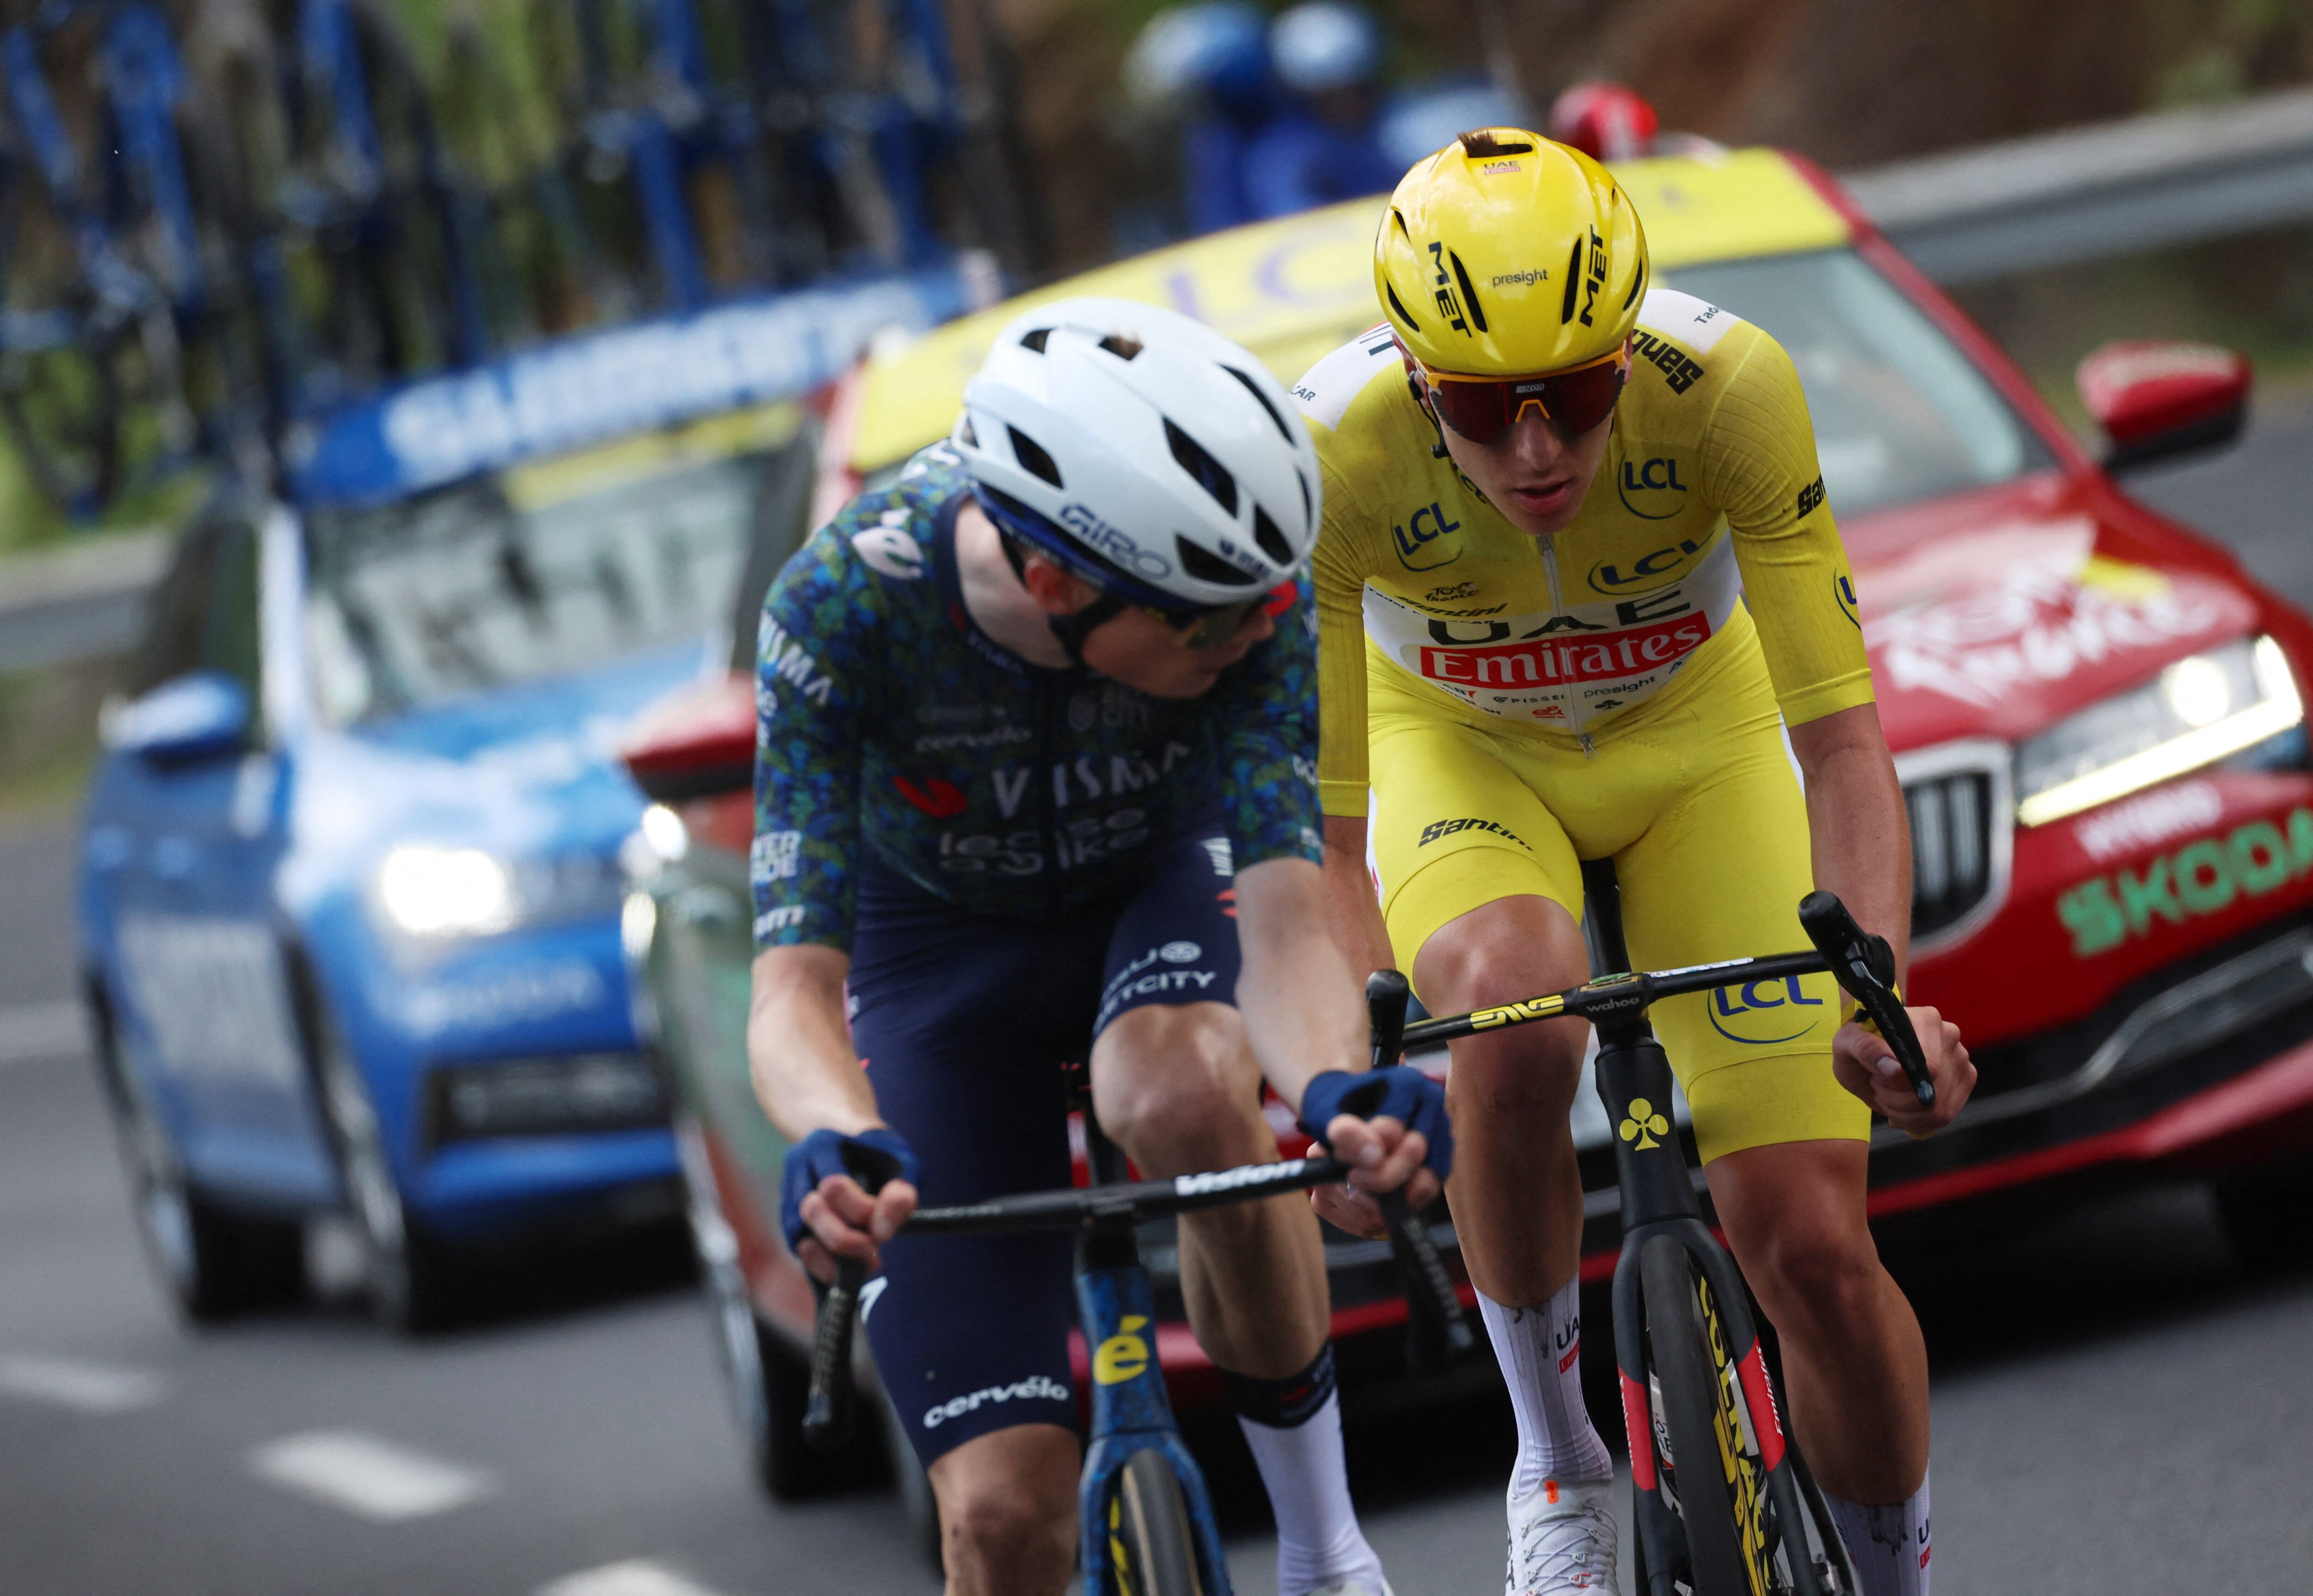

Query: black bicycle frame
(1385, 874), (1911, 1594)
(1576, 863), (1821, 1591)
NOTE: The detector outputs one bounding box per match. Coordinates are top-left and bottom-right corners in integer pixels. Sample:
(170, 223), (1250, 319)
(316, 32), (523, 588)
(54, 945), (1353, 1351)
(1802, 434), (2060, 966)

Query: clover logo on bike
(1619, 1099), (1669, 1150)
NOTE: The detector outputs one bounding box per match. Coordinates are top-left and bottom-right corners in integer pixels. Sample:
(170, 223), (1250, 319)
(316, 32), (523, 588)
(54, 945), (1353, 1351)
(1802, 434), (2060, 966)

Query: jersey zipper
(1536, 533), (1597, 758)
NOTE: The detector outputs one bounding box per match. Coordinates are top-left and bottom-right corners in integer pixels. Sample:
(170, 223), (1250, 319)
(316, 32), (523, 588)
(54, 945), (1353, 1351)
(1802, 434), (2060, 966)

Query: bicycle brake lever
(1796, 891), (1934, 1108)
(802, 1255), (864, 1452)
(1363, 971), (1473, 1376)
(801, 1141), (900, 1452)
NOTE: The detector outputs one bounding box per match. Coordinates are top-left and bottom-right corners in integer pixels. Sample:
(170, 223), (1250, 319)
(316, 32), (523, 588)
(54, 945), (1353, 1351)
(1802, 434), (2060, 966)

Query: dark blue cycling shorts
(847, 826), (1243, 1467)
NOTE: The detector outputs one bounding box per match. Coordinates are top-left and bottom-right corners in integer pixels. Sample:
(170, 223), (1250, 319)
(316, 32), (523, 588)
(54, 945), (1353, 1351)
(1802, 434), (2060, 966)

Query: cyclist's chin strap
(1405, 370), (1453, 460)
(997, 526), (1123, 666)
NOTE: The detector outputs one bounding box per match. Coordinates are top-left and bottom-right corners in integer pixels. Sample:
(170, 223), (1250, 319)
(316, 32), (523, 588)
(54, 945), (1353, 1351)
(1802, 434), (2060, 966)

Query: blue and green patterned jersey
(751, 444), (1323, 951)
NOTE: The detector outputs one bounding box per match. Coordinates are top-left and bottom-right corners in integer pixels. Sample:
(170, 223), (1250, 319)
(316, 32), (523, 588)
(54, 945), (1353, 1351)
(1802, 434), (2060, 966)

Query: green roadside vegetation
(0, 653), (120, 826)
(1951, 222), (2313, 434)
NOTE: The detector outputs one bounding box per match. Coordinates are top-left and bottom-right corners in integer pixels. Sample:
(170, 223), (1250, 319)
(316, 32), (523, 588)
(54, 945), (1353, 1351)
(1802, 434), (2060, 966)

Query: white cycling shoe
(1505, 1477), (1618, 1594)
(1296, 1583), (1392, 1596)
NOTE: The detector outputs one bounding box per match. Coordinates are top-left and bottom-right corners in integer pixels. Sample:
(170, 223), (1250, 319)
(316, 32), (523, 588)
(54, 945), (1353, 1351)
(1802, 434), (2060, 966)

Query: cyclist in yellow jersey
(1295, 130), (1977, 1596)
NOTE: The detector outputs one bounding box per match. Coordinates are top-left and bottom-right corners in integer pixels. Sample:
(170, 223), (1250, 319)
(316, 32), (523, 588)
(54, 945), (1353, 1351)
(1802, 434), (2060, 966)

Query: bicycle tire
(1106, 1448), (1204, 1596)
(1638, 1232), (1749, 1596)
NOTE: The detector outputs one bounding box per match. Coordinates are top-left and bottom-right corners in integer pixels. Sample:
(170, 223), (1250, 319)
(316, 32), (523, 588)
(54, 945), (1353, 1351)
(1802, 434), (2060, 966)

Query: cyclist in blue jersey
(1126, 3), (1279, 234)
(750, 298), (1448, 1596)
(1245, 3), (1399, 220)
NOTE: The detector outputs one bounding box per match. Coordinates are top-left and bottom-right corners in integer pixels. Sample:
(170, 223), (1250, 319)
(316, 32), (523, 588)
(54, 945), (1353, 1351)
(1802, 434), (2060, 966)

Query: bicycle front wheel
(1105, 1448), (1205, 1596)
(1638, 1233), (1751, 1596)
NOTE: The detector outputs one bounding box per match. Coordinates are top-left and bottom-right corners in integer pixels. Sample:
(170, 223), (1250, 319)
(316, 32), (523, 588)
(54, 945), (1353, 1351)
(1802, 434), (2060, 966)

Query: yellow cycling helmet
(1376, 128), (1649, 376)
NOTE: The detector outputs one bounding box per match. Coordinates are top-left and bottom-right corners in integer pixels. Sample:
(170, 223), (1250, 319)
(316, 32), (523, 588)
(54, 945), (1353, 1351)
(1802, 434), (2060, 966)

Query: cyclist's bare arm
(1318, 815), (1398, 982)
(747, 945), (918, 1274)
(1232, 857), (1437, 1210)
(1788, 703), (1976, 1131)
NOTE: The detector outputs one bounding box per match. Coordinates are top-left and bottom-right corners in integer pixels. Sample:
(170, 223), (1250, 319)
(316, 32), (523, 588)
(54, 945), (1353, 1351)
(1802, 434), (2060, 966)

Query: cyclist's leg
(1611, 674), (1930, 1593)
(1088, 826), (1383, 1596)
(925, 1427), (1081, 1596)
(1370, 700), (1593, 1312)
(846, 859), (1096, 1595)
(1367, 693), (1617, 1551)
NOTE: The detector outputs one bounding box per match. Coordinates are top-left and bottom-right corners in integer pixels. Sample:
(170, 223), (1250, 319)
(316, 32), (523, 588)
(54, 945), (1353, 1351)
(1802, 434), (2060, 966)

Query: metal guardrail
(1845, 86), (2313, 284)
(6, 87), (2313, 669)
(0, 529), (167, 673)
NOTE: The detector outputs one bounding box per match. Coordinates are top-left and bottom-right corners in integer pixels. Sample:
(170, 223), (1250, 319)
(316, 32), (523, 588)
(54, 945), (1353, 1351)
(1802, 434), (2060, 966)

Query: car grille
(1894, 739), (2015, 949)
(1906, 769), (1995, 938)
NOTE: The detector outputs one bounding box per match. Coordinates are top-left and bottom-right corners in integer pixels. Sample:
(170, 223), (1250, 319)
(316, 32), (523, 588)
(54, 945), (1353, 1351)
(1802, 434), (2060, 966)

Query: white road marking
(0, 1001), (87, 1066)
(537, 1559), (729, 1596)
(0, 1355), (164, 1414)
(247, 1430), (497, 1522)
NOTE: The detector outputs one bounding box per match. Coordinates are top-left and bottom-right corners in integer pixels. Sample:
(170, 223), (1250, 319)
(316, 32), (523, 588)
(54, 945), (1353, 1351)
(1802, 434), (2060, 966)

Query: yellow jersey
(1296, 289), (1874, 818)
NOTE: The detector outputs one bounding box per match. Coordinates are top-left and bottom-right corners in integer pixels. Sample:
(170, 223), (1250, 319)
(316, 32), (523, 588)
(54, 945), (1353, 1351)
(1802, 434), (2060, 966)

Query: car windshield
(1664, 248), (2055, 518)
(303, 405), (798, 724)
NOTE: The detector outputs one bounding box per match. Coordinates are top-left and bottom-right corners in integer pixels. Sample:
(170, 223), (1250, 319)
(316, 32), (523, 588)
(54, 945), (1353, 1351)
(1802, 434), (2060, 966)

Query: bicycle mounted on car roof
(0, 0), (270, 517)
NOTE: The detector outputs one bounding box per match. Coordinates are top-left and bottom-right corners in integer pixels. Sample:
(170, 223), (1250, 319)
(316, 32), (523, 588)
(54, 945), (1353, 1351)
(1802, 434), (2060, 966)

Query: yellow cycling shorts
(1367, 634), (1868, 1166)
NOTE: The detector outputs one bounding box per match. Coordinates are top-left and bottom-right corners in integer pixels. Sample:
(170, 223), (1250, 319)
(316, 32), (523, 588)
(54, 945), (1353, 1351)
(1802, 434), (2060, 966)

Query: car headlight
(377, 846), (518, 937)
(2015, 636), (2303, 827)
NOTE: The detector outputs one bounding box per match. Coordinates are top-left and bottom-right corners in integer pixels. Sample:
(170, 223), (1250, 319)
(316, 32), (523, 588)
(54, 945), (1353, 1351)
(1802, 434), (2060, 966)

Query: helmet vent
(1175, 539), (1259, 587)
(1098, 333), (1144, 360)
(1457, 129), (1534, 158)
(1448, 250), (1489, 333)
(1298, 470), (1313, 529)
(1559, 236), (1584, 324)
(1621, 255), (1648, 311)
(1384, 280), (1422, 332)
(959, 415), (979, 447)
(1008, 426), (1064, 488)
(1164, 419), (1238, 515)
(1020, 327), (1052, 352)
(1224, 365), (1294, 444)
(1252, 505), (1293, 566)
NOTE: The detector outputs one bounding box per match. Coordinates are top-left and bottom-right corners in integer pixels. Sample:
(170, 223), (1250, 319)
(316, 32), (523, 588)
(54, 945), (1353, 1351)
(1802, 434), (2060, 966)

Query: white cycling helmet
(952, 297), (1321, 619)
(1271, 2), (1382, 95)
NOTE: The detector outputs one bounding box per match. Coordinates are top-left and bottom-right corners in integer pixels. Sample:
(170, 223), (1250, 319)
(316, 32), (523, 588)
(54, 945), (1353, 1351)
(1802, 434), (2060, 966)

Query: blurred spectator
(1243, 2), (1399, 219)
(1374, 76), (1525, 171)
(1547, 80), (1660, 161)
(1126, 2), (1279, 234)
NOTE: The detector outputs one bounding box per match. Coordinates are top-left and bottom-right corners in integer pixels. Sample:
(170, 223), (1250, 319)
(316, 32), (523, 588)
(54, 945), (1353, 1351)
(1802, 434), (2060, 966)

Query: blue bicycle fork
(1075, 1220), (1234, 1595)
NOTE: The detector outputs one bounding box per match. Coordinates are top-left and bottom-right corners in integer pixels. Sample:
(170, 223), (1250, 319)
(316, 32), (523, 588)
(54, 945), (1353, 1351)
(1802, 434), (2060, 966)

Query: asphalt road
(4, 396), (2312, 1596)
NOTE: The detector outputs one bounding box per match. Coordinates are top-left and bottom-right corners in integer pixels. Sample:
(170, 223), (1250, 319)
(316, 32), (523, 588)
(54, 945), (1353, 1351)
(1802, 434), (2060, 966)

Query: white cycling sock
(1236, 1391), (1386, 1596)
(1478, 1277), (1614, 1498)
(1825, 1469), (1930, 1596)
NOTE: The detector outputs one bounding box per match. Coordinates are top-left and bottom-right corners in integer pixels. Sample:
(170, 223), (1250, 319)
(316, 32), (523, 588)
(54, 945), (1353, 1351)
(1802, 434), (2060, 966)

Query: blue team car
(75, 276), (966, 1330)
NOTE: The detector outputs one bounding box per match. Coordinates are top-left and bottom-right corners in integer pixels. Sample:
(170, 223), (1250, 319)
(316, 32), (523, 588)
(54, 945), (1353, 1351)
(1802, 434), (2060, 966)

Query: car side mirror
(105, 672), (252, 766)
(618, 671), (755, 804)
(2077, 340), (2250, 473)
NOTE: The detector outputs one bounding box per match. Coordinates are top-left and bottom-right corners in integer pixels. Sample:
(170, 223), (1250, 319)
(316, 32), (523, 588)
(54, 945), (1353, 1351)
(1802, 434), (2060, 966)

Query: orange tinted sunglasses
(1414, 344), (1632, 444)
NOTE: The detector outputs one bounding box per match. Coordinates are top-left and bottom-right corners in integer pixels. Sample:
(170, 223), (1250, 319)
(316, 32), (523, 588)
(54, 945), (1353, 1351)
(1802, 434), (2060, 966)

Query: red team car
(617, 142), (2313, 1506)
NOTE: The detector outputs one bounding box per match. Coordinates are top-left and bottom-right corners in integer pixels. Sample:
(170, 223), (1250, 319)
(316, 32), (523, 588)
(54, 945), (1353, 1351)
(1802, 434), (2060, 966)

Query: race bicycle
(803, 1056), (1472, 1595)
(1375, 869), (1933, 1596)
(801, 882), (1927, 1594)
